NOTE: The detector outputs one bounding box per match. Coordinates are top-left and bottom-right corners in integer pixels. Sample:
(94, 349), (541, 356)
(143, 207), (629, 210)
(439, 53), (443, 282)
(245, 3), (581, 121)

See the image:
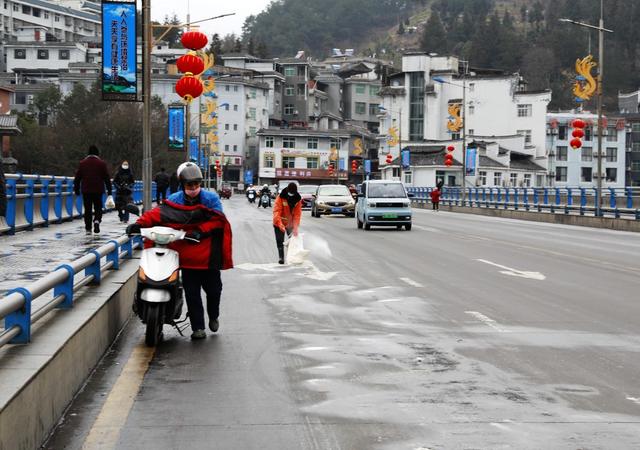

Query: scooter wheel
(145, 304), (163, 347)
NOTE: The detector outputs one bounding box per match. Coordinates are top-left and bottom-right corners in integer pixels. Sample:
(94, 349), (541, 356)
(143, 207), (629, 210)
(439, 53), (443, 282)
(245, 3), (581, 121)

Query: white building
(378, 52), (551, 187)
(547, 112), (626, 188)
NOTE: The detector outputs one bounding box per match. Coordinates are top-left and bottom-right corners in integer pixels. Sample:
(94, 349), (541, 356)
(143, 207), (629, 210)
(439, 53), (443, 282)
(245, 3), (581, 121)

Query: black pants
(182, 268), (222, 331)
(157, 186), (168, 204)
(82, 193), (103, 230)
(274, 225), (292, 255)
(432, 201), (439, 210)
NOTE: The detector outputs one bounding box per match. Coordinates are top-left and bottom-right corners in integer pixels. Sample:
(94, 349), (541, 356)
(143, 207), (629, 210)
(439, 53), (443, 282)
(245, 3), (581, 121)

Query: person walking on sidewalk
(154, 167), (170, 204)
(272, 182), (302, 264)
(73, 145), (112, 234)
(113, 160), (135, 223)
(430, 187), (441, 211)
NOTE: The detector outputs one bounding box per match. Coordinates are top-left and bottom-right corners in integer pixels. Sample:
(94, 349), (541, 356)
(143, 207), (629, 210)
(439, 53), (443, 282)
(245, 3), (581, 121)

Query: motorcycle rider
(127, 162), (232, 340)
(246, 184), (257, 203)
(258, 184), (271, 208)
(113, 160), (135, 223)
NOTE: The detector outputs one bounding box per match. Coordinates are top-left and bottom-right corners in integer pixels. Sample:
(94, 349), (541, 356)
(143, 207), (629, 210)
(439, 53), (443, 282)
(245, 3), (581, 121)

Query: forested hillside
(239, 0), (640, 110)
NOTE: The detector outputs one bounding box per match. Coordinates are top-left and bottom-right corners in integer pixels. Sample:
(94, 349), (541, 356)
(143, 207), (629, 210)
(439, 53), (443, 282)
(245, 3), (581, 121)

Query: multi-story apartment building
(378, 52), (551, 187)
(618, 90), (640, 186)
(546, 112), (626, 189)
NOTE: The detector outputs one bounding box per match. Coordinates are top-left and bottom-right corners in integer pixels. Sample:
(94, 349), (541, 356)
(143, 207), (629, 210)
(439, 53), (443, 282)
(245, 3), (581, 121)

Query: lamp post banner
(401, 148), (411, 169)
(465, 147), (477, 175)
(101, 0), (137, 101)
(168, 105), (186, 151)
(189, 136), (199, 162)
(364, 159), (371, 174)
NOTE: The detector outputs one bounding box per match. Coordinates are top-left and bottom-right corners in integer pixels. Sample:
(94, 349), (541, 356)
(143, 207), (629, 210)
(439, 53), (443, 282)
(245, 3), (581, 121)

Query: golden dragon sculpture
(446, 103), (463, 133)
(573, 55), (597, 102)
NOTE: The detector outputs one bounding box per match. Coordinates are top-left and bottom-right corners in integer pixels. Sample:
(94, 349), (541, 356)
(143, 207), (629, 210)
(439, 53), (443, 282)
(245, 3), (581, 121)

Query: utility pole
(461, 68), (467, 206)
(398, 107), (402, 183)
(142, 0), (152, 211)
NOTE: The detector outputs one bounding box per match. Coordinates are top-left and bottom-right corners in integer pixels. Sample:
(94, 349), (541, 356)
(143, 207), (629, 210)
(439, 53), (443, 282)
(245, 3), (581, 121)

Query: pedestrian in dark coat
(169, 171), (179, 194)
(0, 170), (6, 218)
(154, 167), (170, 204)
(113, 160), (135, 223)
(73, 145), (112, 234)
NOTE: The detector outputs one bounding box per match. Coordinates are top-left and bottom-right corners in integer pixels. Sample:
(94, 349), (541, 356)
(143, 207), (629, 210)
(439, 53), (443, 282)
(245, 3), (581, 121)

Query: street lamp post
(378, 106), (403, 181)
(560, 0), (613, 216)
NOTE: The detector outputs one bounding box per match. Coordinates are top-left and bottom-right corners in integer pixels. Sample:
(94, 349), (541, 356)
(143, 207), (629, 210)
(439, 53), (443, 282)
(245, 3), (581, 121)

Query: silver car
(311, 184), (356, 217)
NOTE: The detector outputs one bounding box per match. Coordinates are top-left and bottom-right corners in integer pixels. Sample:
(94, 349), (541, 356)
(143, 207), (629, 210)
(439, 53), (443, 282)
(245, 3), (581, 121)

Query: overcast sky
(150, 0), (272, 37)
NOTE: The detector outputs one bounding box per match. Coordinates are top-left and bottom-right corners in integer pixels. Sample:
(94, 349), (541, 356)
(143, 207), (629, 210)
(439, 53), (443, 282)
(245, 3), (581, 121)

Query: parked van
(356, 180), (413, 231)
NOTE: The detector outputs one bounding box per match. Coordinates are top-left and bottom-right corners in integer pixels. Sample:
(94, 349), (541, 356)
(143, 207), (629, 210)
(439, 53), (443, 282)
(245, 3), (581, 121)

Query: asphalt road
(45, 196), (640, 449)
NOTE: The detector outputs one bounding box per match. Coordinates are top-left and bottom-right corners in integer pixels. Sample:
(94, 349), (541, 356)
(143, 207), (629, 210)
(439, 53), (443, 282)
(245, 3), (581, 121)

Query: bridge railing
(1, 173), (154, 235)
(407, 186), (640, 220)
(0, 234), (143, 348)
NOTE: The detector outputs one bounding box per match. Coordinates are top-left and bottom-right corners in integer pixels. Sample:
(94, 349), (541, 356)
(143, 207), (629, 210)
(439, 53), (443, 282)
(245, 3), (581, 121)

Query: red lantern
(572, 119), (586, 129)
(570, 138), (583, 149)
(177, 54), (205, 76)
(386, 153), (393, 164)
(447, 145), (455, 152)
(572, 128), (585, 139)
(444, 153), (454, 166)
(181, 31), (208, 50)
(175, 76), (203, 100)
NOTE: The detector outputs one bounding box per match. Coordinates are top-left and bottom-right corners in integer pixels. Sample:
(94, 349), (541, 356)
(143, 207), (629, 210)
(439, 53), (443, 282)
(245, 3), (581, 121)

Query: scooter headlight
(138, 267), (146, 281)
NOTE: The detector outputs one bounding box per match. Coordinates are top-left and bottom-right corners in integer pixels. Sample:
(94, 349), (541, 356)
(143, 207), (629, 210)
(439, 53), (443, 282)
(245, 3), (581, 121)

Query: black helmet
(177, 162), (203, 183)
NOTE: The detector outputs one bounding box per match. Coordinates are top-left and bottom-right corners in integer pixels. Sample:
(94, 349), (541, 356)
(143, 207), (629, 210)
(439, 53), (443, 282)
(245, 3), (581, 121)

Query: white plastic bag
(105, 195), (115, 209)
(286, 234), (309, 265)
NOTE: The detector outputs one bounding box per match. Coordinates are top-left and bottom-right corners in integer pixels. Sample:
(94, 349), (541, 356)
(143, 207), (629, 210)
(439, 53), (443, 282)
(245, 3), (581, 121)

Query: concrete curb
(0, 259), (138, 450)
(414, 203), (640, 232)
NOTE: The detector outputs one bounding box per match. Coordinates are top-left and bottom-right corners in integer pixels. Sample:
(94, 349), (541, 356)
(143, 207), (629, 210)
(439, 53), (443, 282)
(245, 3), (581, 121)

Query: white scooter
(133, 226), (189, 346)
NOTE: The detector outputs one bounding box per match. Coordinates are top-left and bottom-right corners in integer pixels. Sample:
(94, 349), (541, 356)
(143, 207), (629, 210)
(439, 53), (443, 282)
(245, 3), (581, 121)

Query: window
(369, 104), (379, 115)
(234, 86), (238, 92)
(404, 171), (412, 185)
(605, 168), (617, 182)
(632, 123), (640, 132)
(233, 145), (238, 152)
(607, 127), (617, 142)
(330, 138), (341, 150)
(605, 147), (617, 162)
(285, 85), (294, 96)
(585, 126), (592, 141)
(468, 105), (475, 115)
(284, 67), (296, 77)
(251, 88), (256, 99)
(469, 83), (475, 92)
(355, 102), (366, 115)
(307, 137), (318, 149)
(581, 147), (593, 162)
(282, 156), (296, 168)
(249, 108), (256, 120)
(494, 172), (502, 186)
(14, 49), (26, 59)
(233, 104), (238, 111)
(558, 125), (567, 140)
(37, 49), (49, 59)
(284, 104), (294, 115)
(355, 84), (366, 94)
(233, 124), (238, 131)
(3, 2), (7, 10)
(633, 142), (640, 152)
(523, 174), (532, 187)
(15, 92), (26, 104)
(468, 129), (474, 136)
(224, 104), (230, 111)
(54, 13), (60, 22)
(631, 161), (640, 171)
(297, 66), (305, 76)
(451, 133), (460, 140)
(479, 171), (487, 185)
(225, 85), (229, 91)
(224, 145), (229, 151)
(59, 49), (69, 60)
(517, 129), (532, 144)
(369, 85), (380, 96)
(557, 146), (568, 161)
(409, 72), (425, 141)
(581, 167), (592, 182)
(510, 173), (518, 186)
(12, 4), (18, 11)
(264, 154), (274, 168)
(282, 137), (296, 148)
(297, 84), (305, 96)
(555, 167), (568, 182)
(265, 136), (274, 148)
(306, 157), (318, 169)
(249, 127), (256, 137)
(517, 104), (532, 117)
(225, 124), (230, 130)
(21, 5), (30, 14)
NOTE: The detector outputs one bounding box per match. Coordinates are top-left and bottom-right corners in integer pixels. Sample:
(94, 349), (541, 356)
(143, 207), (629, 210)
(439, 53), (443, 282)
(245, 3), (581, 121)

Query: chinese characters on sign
(275, 169), (346, 179)
(102, 0), (137, 101)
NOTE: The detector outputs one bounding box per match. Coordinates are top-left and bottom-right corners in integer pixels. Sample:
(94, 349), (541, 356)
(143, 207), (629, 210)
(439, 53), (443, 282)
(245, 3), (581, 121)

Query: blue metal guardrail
(407, 186), (640, 220)
(0, 173), (155, 235)
(0, 234), (143, 347)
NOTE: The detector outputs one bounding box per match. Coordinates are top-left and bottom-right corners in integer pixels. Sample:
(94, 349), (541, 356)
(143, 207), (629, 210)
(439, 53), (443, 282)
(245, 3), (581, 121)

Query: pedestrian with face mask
(113, 160), (135, 222)
(272, 182), (302, 264)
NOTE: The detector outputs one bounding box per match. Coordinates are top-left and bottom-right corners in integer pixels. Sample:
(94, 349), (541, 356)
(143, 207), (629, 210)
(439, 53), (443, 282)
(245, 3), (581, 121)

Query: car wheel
(405, 223), (412, 231)
(364, 222), (371, 230)
(357, 217), (363, 229)
(396, 225), (402, 230)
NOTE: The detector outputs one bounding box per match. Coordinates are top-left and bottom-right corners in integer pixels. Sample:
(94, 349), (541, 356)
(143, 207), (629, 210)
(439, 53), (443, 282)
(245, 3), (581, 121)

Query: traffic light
(571, 119), (585, 149)
(385, 153), (393, 164)
(351, 160), (358, 174)
(444, 153), (454, 167)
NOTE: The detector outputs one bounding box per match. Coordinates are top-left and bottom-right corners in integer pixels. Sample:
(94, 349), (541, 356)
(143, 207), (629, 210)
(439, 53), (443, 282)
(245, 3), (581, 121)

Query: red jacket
(135, 200), (233, 270)
(430, 189), (441, 202)
(74, 155), (112, 195)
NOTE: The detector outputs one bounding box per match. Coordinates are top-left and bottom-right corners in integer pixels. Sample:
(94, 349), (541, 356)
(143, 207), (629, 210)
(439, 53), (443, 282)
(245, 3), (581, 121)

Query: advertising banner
(189, 136), (198, 162)
(401, 147), (411, 169)
(364, 159), (372, 174)
(244, 170), (253, 185)
(466, 147), (477, 175)
(102, 0), (137, 101)
(168, 105), (185, 151)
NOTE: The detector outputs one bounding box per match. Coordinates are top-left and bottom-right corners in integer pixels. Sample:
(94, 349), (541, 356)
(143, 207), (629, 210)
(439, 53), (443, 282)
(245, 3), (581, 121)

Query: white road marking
(627, 396), (640, 405)
(412, 224), (441, 232)
(465, 311), (507, 332)
(400, 277), (424, 288)
(377, 298), (403, 303)
(476, 259), (546, 281)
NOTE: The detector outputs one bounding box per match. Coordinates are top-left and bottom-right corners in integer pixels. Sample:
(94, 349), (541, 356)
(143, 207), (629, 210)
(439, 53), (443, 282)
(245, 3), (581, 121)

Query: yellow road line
(82, 343), (155, 450)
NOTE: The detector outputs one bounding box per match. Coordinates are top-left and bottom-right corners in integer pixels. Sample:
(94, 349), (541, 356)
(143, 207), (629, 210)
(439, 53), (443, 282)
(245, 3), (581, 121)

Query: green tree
(420, 11), (447, 54)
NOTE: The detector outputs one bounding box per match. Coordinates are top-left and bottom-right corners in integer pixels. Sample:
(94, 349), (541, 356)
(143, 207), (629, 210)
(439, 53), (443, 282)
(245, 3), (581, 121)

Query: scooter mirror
(125, 204), (141, 216)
